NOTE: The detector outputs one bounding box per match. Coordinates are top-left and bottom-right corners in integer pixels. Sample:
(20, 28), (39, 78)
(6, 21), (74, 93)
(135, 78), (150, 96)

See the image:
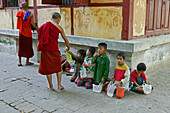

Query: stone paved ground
(0, 52), (169, 113)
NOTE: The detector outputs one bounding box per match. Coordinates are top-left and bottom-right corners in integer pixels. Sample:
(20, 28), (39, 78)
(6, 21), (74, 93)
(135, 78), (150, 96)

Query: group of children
(62, 42), (152, 99)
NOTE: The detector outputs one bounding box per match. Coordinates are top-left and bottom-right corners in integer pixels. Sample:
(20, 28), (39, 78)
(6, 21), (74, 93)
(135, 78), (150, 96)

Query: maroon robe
(38, 22), (62, 75)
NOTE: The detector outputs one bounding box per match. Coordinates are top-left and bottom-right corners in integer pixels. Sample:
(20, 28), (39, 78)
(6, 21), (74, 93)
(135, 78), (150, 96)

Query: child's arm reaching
(68, 51), (78, 59)
(143, 73), (150, 85)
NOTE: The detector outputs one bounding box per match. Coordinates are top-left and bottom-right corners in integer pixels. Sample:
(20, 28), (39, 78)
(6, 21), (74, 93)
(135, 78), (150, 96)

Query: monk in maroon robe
(16, 2), (38, 66)
(38, 12), (70, 90)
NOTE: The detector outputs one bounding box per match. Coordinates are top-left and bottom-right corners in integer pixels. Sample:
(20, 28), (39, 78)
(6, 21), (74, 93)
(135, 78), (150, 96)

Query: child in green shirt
(93, 43), (110, 85)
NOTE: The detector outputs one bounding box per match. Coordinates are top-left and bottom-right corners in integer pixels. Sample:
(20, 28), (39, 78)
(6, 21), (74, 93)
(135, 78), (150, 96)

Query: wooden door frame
(145, 0), (170, 36)
(121, 0), (134, 40)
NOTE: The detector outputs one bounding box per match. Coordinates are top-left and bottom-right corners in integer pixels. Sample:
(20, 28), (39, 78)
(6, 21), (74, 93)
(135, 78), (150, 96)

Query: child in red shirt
(108, 52), (130, 99)
(130, 63), (151, 93)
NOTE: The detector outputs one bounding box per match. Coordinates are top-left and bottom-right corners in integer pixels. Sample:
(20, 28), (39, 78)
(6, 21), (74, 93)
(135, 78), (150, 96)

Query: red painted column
(33, 0), (38, 24)
(71, 7), (74, 35)
(122, 0), (134, 40)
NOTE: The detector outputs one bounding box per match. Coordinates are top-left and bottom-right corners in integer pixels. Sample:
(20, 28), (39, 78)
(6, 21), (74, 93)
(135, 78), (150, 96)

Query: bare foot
(25, 62), (34, 66)
(58, 85), (64, 90)
(47, 86), (54, 91)
(18, 63), (22, 66)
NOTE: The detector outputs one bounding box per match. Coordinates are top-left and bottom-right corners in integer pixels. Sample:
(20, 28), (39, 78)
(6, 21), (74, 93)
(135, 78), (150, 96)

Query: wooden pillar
(33, 0), (38, 24)
(122, 0), (134, 40)
(71, 7), (74, 35)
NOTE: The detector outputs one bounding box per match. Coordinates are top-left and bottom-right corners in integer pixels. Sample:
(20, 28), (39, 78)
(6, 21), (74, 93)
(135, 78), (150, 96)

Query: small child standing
(109, 52), (130, 99)
(93, 43), (110, 85)
(77, 47), (96, 89)
(130, 63), (151, 93)
(67, 49), (86, 82)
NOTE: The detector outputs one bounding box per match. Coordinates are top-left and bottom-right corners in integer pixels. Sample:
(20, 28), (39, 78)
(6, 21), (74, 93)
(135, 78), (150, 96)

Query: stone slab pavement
(0, 52), (169, 113)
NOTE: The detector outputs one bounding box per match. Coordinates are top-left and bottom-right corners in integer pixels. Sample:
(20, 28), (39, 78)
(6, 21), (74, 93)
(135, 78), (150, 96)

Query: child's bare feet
(70, 76), (77, 82)
(58, 85), (64, 90)
(25, 62), (34, 66)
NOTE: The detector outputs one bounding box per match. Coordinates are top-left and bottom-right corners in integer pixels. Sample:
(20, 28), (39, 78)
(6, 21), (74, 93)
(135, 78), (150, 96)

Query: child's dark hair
(77, 49), (86, 58)
(98, 43), (107, 49)
(117, 52), (126, 59)
(88, 47), (96, 56)
(137, 63), (146, 71)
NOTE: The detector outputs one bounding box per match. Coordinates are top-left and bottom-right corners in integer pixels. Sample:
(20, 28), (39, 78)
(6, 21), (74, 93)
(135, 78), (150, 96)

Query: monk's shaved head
(52, 12), (61, 19)
(22, 2), (28, 9)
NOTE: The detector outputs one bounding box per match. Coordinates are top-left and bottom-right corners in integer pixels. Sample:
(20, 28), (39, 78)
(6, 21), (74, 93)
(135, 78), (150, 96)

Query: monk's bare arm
(60, 27), (70, 51)
(30, 13), (39, 30)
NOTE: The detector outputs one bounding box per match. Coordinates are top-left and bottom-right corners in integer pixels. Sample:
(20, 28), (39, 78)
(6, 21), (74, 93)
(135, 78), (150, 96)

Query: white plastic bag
(69, 68), (74, 73)
(80, 67), (87, 78)
(107, 81), (116, 97)
(93, 83), (103, 93)
(142, 84), (152, 94)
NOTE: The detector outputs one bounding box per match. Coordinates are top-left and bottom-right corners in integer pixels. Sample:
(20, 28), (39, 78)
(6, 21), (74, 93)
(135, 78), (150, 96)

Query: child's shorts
(130, 86), (137, 92)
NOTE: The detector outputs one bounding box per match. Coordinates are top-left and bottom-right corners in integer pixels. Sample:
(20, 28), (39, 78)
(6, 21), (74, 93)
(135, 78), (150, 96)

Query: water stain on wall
(74, 7), (122, 39)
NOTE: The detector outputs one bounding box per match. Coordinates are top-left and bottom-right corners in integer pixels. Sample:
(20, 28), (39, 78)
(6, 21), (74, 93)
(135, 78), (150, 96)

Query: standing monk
(16, 2), (38, 66)
(37, 12), (70, 91)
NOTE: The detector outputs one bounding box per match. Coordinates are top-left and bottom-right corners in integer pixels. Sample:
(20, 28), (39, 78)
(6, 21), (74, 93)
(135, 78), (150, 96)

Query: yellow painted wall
(0, 9), (35, 30)
(133, 0), (146, 36)
(74, 7), (122, 39)
(0, 0), (122, 39)
(0, 10), (13, 29)
(60, 8), (71, 35)
(13, 9), (19, 29)
(38, 8), (71, 35)
(91, 0), (123, 3)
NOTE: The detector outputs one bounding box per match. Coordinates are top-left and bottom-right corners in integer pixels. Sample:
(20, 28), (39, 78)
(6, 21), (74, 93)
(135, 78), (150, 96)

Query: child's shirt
(114, 63), (130, 89)
(81, 56), (95, 78)
(75, 57), (84, 65)
(93, 53), (110, 83)
(72, 56), (84, 77)
(130, 70), (147, 86)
